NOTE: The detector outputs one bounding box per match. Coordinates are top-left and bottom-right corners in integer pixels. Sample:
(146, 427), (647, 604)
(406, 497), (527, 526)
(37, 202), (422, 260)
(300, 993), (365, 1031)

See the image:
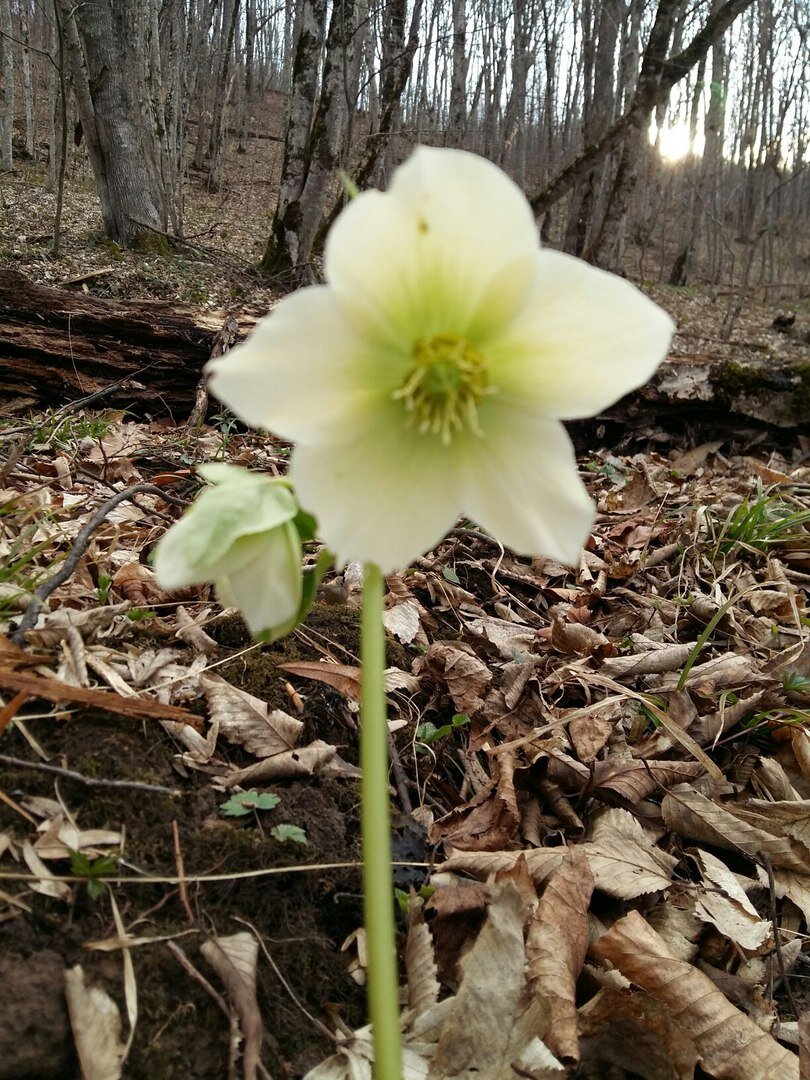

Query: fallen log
(1, 269), (807, 433)
(0, 269), (257, 416)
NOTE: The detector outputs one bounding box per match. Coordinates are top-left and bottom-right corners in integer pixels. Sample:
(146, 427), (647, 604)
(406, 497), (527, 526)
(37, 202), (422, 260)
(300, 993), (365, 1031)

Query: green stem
(361, 562), (402, 1079)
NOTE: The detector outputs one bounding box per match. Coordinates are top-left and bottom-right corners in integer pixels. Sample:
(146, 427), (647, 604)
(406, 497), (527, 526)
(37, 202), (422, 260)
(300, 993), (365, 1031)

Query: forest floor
(1, 141), (810, 1079)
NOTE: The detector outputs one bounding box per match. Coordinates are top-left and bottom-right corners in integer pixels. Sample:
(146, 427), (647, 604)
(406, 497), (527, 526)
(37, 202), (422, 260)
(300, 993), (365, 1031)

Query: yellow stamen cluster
(393, 333), (490, 445)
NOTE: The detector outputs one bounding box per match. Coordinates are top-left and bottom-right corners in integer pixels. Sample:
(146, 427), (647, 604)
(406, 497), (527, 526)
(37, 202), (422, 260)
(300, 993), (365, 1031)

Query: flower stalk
(360, 562), (402, 1078)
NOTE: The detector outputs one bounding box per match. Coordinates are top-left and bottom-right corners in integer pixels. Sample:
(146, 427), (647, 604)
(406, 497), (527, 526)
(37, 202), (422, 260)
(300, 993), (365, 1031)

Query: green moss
(131, 231), (170, 256)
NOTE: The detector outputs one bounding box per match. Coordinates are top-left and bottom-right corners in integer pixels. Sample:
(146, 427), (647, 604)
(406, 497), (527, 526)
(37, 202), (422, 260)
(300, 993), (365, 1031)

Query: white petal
(462, 401), (595, 565)
(290, 401), (463, 574)
(206, 287), (399, 439)
(487, 250), (674, 419)
(326, 147), (540, 343)
(217, 525), (302, 638)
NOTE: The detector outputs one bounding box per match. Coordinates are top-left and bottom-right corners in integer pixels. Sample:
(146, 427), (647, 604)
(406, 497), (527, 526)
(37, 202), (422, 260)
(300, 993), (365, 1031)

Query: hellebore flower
(153, 463), (303, 638)
(208, 147), (674, 573)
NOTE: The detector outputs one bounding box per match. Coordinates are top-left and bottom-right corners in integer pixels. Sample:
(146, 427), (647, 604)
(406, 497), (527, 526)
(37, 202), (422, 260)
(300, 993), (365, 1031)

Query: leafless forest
(0, 0), (807, 296)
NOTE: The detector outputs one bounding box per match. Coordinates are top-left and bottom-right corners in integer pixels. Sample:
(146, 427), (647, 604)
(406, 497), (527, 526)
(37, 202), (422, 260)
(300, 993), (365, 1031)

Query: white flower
(208, 147), (674, 574)
(153, 463), (303, 638)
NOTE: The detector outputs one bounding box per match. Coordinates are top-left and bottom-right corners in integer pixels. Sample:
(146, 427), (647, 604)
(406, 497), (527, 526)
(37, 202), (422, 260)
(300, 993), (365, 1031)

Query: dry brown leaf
(599, 642), (696, 678)
(591, 758), (706, 804)
(22, 839), (71, 901)
(225, 740), (337, 787)
(111, 562), (164, 607)
(430, 754), (520, 852)
(200, 932), (263, 1080)
(526, 849), (593, 1065)
(549, 607), (611, 657)
(568, 703), (620, 765)
(383, 599), (422, 644)
(578, 986), (699, 1079)
(691, 848), (772, 951)
(438, 848), (569, 887)
(429, 881), (550, 1079)
(662, 785), (806, 872)
(405, 898), (440, 1021)
(463, 615), (536, 660)
(278, 660), (362, 701)
(64, 965), (124, 1080)
(422, 642), (492, 715)
(202, 674), (303, 757)
(592, 911), (799, 1079)
(583, 808), (678, 898)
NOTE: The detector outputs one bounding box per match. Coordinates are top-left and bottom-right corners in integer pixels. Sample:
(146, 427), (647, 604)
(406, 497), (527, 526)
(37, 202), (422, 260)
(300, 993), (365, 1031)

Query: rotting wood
(0, 269), (257, 416)
(1, 269), (807, 430)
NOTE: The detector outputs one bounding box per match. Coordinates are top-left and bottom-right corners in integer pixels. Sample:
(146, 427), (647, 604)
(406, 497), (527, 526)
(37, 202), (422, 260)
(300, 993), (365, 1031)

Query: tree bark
(57, 0), (167, 245)
(260, 0), (328, 277)
(0, 270), (252, 415)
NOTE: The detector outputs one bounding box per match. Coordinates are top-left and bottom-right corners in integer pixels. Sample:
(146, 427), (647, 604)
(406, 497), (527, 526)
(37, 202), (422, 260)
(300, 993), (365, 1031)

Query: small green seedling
(269, 824), (308, 845)
(96, 573), (113, 603)
(783, 671), (810, 696)
(220, 790), (280, 817)
(394, 884), (435, 915)
(415, 713), (470, 756)
(70, 851), (119, 900)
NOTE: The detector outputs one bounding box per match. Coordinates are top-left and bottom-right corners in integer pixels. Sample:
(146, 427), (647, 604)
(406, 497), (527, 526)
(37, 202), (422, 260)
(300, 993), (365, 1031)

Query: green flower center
(393, 333), (491, 445)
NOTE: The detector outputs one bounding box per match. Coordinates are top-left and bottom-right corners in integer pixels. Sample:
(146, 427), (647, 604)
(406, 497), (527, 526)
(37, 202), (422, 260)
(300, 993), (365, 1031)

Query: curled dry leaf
(225, 740), (338, 787)
(578, 986), (699, 1080)
(279, 660), (362, 701)
(690, 848), (772, 952)
(662, 785), (806, 872)
(430, 881), (551, 1079)
(200, 932), (262, 1080)
(64, 965), (124, 1080)
(592, 911), (799, 1079)
(421, 641), (492, 716)
(525, 848), (593, 1065)
(111, 562), (165, 607)
(590, 758), (706, 805)
(405, 897), (440, 1021)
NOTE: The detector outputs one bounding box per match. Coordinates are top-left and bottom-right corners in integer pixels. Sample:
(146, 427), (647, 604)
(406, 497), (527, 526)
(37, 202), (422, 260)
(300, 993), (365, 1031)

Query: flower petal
(487, 250), (674, 419)
(216, 525), (302, 638)
(206, 287), (399, 438)
(290, 401), (463, 573)
(326, 146), (540, 343)
(462, 400), (595, 565)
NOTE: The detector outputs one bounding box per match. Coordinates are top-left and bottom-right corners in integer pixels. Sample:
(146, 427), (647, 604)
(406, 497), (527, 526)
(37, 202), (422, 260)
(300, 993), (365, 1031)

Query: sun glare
(649, 120), (704, 161)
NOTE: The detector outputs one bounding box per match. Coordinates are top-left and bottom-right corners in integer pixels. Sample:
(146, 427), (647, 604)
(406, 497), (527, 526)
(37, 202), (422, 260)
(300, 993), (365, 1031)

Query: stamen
(393, 334), (491, 445)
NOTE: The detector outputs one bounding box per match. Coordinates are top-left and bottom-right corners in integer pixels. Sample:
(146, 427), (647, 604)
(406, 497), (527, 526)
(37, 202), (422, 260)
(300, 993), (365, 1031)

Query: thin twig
(0, 753), (180, 796)
(234, 915), (337, 1044)
(759, 850), (800, 1019)
(172, 819), (195, 925)
(11, 482), (186, 643)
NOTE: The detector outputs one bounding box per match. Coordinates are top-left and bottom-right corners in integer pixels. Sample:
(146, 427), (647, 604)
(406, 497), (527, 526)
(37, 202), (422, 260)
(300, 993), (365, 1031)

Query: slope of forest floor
(1, 144), (810, 1079)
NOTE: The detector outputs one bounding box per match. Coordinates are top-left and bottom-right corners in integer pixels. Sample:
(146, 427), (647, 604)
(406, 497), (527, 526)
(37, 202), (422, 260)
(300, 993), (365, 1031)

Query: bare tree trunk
(446, 0), (467, 147)
(0, 0), (13, 171)
(260, 0), (328, 277)
(20, 5), (36, 159)
(207, 0), (241, 191)
(293, 0), (358, 272)
(57, 0), (166, 246)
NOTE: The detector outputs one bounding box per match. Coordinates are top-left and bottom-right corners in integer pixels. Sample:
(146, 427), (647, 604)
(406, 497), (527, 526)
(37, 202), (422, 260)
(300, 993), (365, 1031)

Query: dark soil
(0, 612), (376, 1079)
